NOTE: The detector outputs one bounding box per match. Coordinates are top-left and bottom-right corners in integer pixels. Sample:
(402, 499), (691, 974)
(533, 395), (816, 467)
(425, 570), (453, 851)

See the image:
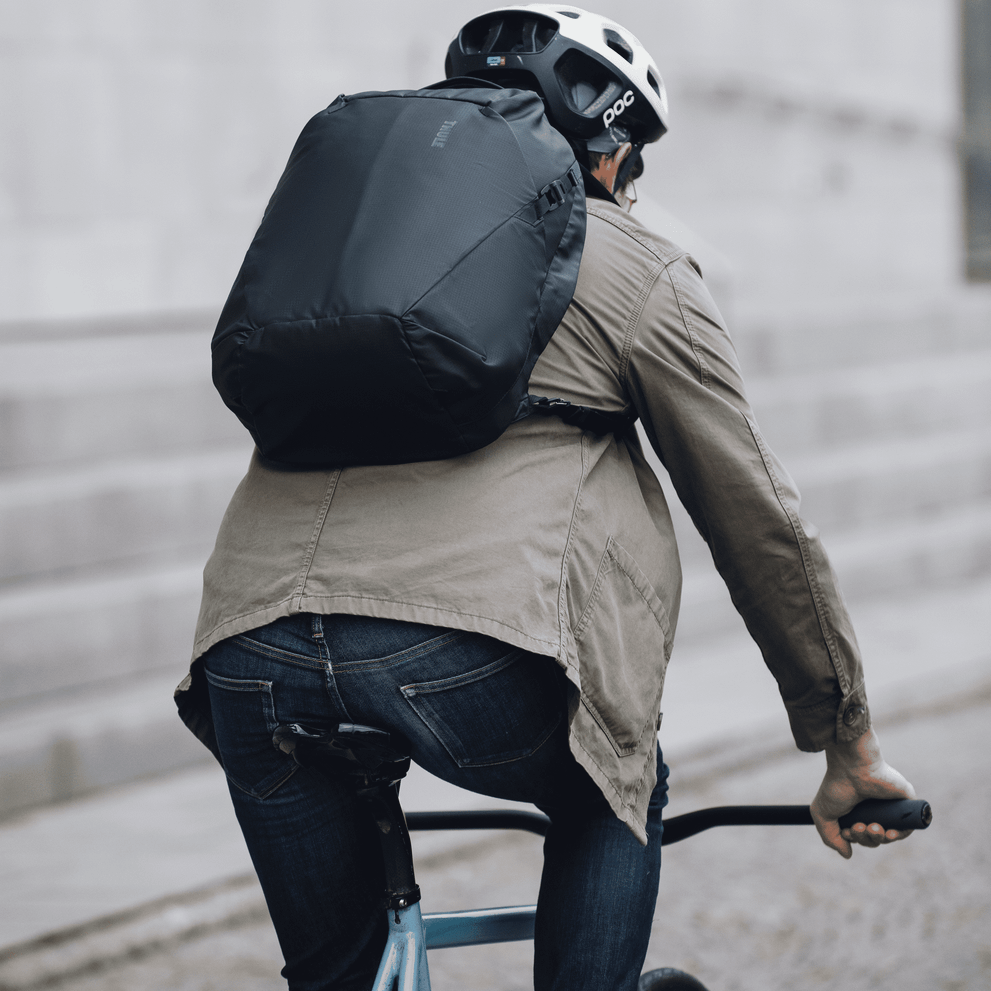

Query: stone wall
(2, 0), (982, 327)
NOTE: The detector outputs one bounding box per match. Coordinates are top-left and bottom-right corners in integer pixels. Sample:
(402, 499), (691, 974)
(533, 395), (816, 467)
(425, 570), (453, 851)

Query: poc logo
(603, 90), (635, 128)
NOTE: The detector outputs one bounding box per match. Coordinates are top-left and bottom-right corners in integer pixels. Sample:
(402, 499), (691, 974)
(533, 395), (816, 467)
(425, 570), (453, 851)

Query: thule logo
(432, 120), (458, 148)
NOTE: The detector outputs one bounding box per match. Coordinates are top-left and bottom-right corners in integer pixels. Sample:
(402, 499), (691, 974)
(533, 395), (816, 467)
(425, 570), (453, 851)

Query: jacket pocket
(400, 649), (564, 767)
(573, 536), (671, 757)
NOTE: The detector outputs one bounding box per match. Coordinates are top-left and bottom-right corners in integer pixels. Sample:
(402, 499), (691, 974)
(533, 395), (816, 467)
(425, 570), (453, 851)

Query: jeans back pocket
(400, 649), (564, 767)
(204, 669), (298, 800)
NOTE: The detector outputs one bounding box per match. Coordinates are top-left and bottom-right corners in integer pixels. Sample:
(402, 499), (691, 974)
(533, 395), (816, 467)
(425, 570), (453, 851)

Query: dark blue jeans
(202, 613), (667, 991)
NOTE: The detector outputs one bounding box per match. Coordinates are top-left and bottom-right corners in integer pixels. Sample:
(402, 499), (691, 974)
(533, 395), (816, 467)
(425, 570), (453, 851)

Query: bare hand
(810, 727), (916, 859)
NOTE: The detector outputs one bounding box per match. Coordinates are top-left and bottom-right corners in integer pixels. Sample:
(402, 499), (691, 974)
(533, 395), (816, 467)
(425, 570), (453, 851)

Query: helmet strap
(573, 136), (644, 202)
(614, 142), (644, 191)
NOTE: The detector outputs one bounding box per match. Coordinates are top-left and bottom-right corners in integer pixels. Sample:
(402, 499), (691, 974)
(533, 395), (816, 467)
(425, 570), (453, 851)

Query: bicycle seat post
(272, 722), (422, 915)
(273, 722), (430, 989)
(356, 774), (420, 919)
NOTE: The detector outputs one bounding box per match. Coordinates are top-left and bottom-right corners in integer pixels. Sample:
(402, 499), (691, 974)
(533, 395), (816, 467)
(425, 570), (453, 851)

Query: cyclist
(177, 6), (916, 990)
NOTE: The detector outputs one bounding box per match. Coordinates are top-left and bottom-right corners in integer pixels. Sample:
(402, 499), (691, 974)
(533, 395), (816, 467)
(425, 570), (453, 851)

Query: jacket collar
(578, 164), (619, 207)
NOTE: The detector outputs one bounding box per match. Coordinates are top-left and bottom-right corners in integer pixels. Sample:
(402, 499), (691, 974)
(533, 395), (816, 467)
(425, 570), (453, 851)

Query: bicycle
(272, 721), (932, 991)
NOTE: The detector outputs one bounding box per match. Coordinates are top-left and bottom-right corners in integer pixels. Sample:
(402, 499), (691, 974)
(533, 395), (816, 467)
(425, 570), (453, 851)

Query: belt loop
(311, 614), (325, 640)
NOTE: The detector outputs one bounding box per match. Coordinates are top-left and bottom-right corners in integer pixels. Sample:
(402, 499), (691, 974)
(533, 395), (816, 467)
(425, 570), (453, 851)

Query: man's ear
(591, 142), (633, 194)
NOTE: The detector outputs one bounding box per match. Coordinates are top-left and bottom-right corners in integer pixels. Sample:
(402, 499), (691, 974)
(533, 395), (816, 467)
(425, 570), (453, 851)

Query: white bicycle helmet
(445, 4), (668, 183)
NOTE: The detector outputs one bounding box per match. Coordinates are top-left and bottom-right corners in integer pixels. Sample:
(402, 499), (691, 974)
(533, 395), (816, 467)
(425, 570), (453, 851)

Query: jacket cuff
(835, 682), (871, 743)
(785, 684), (872, 752)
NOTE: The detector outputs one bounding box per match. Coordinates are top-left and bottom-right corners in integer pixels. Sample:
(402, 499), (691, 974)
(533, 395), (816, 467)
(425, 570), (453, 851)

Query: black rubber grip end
(837, 798), (932, 830)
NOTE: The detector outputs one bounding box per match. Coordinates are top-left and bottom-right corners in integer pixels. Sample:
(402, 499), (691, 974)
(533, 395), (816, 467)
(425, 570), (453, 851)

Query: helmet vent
(603, 28), (634, 63)
(646, 67), (661, 96)
(557, 10), (580, 18)
(460, 13), (558, 54)
(555, 48), (617, 116)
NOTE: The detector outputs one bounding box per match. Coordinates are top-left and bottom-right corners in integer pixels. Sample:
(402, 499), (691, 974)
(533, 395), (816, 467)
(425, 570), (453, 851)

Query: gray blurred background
(1, 0), (990, 985)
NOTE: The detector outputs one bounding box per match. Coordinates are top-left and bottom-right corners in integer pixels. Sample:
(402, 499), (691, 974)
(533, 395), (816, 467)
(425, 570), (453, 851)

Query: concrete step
(665, 425), (991, 572)
(731, 288), (991, 375)
(640, 416), (991, 572)
(0, 670), (210, 821)
(826, 498), (991, 596)
(0, 447), (248, 583)
(0, 311), (213, 346)
(0, 330), (245, 471)
(786, 426), (991, 530)
(747, 347), (991, 455)
(0, 560), (203, 709)
(676, 497), (991, 641)
(663, 577), (991, 773)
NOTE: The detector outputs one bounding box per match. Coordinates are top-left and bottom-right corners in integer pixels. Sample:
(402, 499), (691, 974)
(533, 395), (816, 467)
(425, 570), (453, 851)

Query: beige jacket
(179, 199), (870, 843)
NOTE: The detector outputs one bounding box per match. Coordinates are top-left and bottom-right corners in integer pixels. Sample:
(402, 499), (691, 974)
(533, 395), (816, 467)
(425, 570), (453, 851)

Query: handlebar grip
(837, 798), (931, 831)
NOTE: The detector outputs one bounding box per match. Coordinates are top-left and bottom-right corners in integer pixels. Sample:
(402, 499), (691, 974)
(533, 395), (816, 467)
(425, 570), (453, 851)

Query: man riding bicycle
(177, 6), (915, 989)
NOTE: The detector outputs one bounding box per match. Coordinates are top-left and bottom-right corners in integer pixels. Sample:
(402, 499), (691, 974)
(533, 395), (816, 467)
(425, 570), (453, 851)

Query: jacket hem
(191, 595), (560, 665)
(568, 730), (650, 845)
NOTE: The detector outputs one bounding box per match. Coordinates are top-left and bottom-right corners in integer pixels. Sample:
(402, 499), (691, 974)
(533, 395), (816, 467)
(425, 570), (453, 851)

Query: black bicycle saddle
(272, 722), (411, 784)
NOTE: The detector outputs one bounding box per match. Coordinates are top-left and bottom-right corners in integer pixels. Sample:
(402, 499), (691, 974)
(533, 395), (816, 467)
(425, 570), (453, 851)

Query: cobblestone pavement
(41, 696), (989, 991)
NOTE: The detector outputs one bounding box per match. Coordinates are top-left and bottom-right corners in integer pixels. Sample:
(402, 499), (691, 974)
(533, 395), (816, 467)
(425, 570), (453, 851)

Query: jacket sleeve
(624, 252), (870, 751)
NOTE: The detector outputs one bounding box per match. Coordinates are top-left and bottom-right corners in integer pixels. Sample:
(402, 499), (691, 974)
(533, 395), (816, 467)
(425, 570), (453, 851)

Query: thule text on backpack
(432, 120), (458, 147)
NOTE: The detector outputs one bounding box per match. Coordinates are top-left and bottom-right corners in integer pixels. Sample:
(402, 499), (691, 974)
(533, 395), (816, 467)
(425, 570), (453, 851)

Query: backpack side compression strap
(527, 395), (638, 434)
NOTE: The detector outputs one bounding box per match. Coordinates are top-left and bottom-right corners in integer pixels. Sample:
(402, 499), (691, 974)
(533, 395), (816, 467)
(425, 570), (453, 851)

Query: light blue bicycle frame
(372, 902), (537, 991)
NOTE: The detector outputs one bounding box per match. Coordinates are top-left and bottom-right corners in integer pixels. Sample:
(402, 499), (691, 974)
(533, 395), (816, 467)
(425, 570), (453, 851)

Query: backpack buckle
(536, 178), (568, 218)
(529, 395), (572, 412)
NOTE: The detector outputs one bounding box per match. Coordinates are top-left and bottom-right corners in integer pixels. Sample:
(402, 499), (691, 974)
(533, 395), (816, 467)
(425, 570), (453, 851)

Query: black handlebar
(836, 797), (931, 831)
(658, 798), (930, 844)
(407, 809), (551, 835)
(406, 798), (931, 845)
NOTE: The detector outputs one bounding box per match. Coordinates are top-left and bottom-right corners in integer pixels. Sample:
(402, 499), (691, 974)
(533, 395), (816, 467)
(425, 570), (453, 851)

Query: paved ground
(10, 688), (987, 991)
(1, 578), (988, 990)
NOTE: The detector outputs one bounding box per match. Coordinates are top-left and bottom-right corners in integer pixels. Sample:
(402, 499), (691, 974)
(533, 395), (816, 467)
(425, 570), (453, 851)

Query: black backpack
(212, 79), (634, 470)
